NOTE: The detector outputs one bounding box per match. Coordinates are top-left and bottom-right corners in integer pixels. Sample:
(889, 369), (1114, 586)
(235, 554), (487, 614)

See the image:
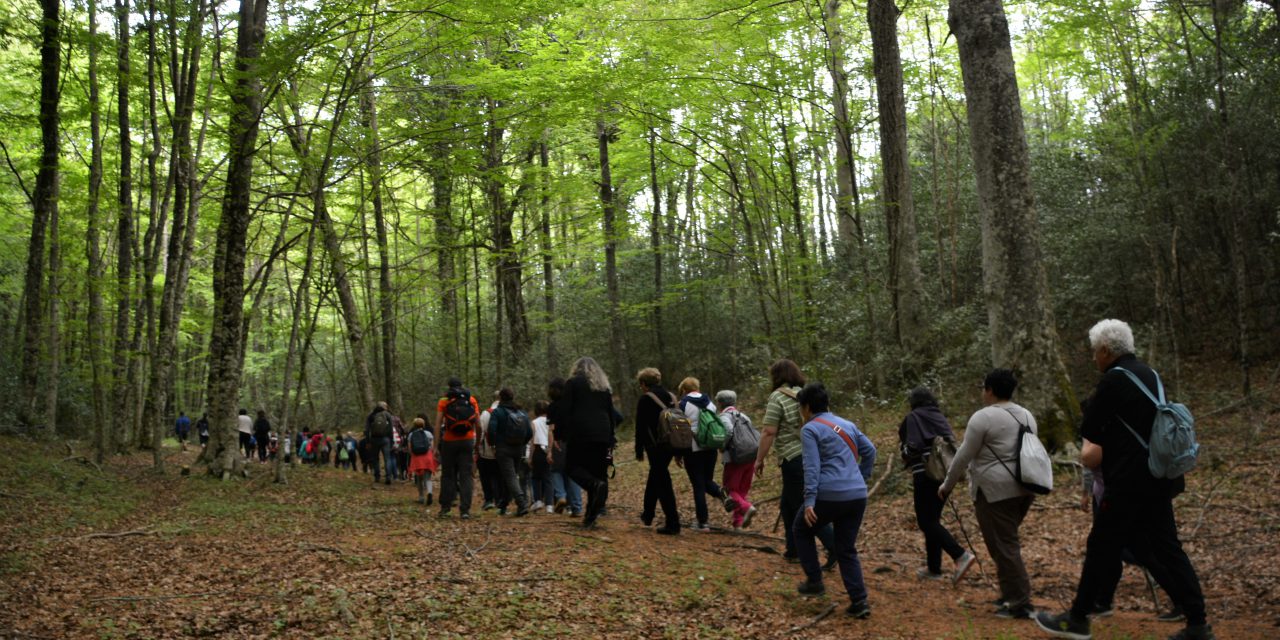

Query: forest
(2, 1), (1280, 638)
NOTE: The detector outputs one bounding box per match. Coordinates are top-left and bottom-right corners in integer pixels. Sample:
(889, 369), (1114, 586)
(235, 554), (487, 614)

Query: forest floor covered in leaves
(2, 371), (1278, 639)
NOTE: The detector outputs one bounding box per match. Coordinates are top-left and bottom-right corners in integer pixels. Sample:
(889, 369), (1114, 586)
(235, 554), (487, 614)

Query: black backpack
(442, 390), (477, 435)
(369, 411), (393, 438)
(497, 408), (533, 447)
(408, 429), (431, 455)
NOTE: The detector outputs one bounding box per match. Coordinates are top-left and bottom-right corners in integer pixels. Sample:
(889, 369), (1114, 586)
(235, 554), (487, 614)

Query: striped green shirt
(764, 386), (804, 463)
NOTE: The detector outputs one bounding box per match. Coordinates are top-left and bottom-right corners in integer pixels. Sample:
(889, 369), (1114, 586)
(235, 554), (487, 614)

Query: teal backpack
(1115, 367), (1199, 479)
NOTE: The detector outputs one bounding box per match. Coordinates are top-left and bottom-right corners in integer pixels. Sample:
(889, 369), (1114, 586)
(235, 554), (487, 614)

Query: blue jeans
(794, 498), (869, 604)
(550, 470), (582, 514)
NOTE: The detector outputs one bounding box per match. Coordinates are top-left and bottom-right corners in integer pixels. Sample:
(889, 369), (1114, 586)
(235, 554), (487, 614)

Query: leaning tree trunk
(19, 0), (61, 428)
(275, 216), (318, 484)
(950, 0), (1078, 448)
(205, 0), (269, 478)
(869, 0), (926, 356)
(359, 54), (401, 412)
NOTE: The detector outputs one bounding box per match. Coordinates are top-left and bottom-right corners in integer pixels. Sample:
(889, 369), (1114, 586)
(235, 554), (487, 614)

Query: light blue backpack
(1114, 367), (1199, 479)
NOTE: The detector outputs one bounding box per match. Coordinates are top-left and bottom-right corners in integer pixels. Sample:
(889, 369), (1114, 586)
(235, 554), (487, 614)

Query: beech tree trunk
(205, 0), (269, 478)
(87, 0), (108, 461)
(361, 54), (401, 410)
(647, 127), (667, 369)
(950, 0), (1077, 448)
(869, 0), (926, 354)
(598, 119), (630, 386)
(820, 0), (859, 267)
(540, 139), (558, 373)
(20, 0), (61, 428)
(484, 105), (533, 361)
(111, 0), (135, 453)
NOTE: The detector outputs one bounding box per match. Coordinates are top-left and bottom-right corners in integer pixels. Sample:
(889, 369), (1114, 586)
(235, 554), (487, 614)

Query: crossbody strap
(1111, 367), (1160, 450)
(811, 416), (861, 463)
(985, 408), (1028, 483)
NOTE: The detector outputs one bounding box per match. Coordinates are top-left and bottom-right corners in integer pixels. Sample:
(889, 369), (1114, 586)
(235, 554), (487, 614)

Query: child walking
(407, 418), (438, 505)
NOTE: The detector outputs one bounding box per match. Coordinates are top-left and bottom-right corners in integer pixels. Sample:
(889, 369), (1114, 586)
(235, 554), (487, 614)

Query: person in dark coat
(898, 387), (974, 583)
(558, 357), (618, 528)
(635, 367), (681, 535)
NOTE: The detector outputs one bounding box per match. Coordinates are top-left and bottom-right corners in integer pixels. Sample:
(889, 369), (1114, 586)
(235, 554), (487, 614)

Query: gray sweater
(940, 401), (1037, 503)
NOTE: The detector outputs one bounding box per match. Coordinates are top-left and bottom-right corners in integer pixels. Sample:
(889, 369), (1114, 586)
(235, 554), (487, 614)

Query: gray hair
(1088, 319), (1135, 356)
(570, 356), (612, 393)
(715, 390), (737, 407)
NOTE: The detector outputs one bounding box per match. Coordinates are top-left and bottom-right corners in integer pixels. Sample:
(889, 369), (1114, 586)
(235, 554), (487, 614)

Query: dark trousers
(779, 456), (834, 557)
(794, 498), (869, 604)
(683, 448), (725, 526)
(239, 432), (253, 458)
(913, 473), (966, 573)
(1070, 492), (1206, 625)
(476, 456), (502, 505)
(566, 441), (610, 518)
(368, 437), (392, 482)
(531, 446), (552, 504)
(974, 491), (1035, 608)
(255, 432), (269, 461)
(438, 439), (474, 515)
(496, 447), (529, 512)
(642, 446), (680, 530)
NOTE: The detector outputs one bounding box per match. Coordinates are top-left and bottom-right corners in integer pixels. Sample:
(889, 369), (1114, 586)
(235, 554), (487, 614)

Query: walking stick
(948, 497), (994, 588)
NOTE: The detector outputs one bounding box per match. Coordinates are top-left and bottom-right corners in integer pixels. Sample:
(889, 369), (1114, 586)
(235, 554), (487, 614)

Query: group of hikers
(173, 320), (1210, 640)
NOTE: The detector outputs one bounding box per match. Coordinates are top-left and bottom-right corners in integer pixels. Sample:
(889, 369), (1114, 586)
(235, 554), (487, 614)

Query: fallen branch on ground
(301, 543), (344, 555)
(731, 543), (779, 555)
(788, 603), (836, 633)
(59, 455), (103, 473)
(865, 455), (894, 500)
(461, 525), (494, 559)
(705, 525), (785, 542)
(76, 529), (156, 540)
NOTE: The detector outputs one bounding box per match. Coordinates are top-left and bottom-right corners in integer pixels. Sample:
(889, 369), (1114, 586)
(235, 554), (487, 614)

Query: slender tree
(87, 0), (109, 461)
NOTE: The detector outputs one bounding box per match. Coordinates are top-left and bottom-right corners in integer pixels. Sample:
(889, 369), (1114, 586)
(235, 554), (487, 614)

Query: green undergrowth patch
(0, 436), (145, 540)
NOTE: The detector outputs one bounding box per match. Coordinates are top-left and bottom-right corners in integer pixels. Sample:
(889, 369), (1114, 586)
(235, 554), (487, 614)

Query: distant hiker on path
(792, 382), (877, 620)
(635, 367), (682, 535)
(366, 402), (396, 485)
(196, 413), (209, 448)
(175, 412), (191, 451)
(1035, 319), (1212, 640)
(898, 387), (974, 584)
(489, 387), (533, 517)
(407, 418), (437, 505)
(253, 410), (271, 463)
(716, 389), (759, 530)
(939, 369), (1039, 620)
(559, 357), (618, 529)
(677, 377), (727, 531)
(237, 409), (253, 460)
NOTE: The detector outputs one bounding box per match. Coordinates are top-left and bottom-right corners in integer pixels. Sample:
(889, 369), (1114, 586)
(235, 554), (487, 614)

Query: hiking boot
(845, 600), (871, 619)
(953, 551), (976, 585)
(554, 498), (568, 514)
(995, 603), (1034, 620)
(426, 494), (433, 506)
(460, 512), (471, 520)
(722, 496), (738, 513)
(796, 580), (825, 596)
(515, 507), (530, 517)
(438, 509), (453, 518)
(1033, 611), (1091, 639)
(655, 525), (680, 535)
(783, 553), (800, 564)
(498, 508), (508, 516)
(1088, 602), (1114, 618)
(694, 521), (710, 531)
(741, 506), (757, 528)
(1157, 606), (1186, 623)
(917, 568), (946, 581)
(1167, 624), (1214, 640)
(640, 513), (655, 527)
(482, 501), (495, 511)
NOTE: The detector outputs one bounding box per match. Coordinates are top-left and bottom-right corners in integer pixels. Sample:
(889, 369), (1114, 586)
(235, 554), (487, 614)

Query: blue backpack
(1114, 367), (1199, 479)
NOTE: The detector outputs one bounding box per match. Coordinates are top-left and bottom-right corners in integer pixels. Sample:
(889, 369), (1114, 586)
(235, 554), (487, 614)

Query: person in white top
(236, 409), (254, 459)
(530, 400), (553, 512)
(476, 395), (502, 510)
(677, 377), (729, 531)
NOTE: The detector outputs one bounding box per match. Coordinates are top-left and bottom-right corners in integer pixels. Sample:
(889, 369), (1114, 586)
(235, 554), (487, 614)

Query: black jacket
(558, 375), (616, 445)
(635, 385), (675, 453)
(1082, 354), (1182, 498)
(898, 406), (955, 467)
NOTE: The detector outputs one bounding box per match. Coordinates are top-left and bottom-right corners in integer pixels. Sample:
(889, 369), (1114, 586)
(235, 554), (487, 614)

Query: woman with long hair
(559, 357), (619, 528)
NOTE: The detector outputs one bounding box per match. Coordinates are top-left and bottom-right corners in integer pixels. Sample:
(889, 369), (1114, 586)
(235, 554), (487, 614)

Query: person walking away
(175, 412), (191, 451)
(716, 390), (759, 529)
(237, 409), (254, 460)
(476, 393), (503, 510)
(938, 369), (1039, 619)
(635, 368), (682, 534)
(546, 378), (583, 517)
(253, 410), (271, 463)
(792, 383), (878, 620)
(559, 357), (618, 528)
(196, 413), (210, 448)
(366, 402), (396, 485)
(489, 388), (533, 516)
(899, 387), (975, 583)
(407, 418), (438, 505)
(1035, 319), (1212, 640)
(530, 401), (554, 512)
(753, 359), (837, 566)
(389, 413), (405, 481)
(678, 377), (728, 530)
(434, 378), (479, 519)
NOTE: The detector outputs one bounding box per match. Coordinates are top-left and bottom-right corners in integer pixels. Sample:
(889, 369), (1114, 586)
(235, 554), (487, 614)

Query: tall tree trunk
(45, 173), (60, 433)
(540, 138), (558, 373)
(777, 112), (817, 357)
(204, 0), (269, 478)
(484, 106), (533, 360)
(820, 0), (859, 267)
(598, 119), (630, 387)
(19, 0), (61, 428)
(869, 0), (926, 354)
(275, 215), (318, 484)
(112, 0), (135, 452)
(87, 0), (108, 461)
(360, 54), (400, 410)
(647, 127), (667, 369)
(949, 0), (1077, 448)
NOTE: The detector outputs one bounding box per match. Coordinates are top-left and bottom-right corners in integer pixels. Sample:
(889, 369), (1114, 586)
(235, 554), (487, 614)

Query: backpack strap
(1113, 367), (1166, 406)
(778, 387), (798, 400)
(985, 408), (1030, 485)
(811, 416), (861, 463)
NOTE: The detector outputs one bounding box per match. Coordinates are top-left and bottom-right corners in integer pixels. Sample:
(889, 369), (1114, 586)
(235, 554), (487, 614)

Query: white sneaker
(953, 551), (976, 585)
(532, 501), (545, 510)
(546, 505), (554, 514)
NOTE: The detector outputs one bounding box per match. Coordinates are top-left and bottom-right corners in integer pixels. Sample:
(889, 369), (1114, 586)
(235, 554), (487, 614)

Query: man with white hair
(1035, 319), (1212, 640)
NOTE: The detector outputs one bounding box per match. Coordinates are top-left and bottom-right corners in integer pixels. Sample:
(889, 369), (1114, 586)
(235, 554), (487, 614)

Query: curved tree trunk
(949, 0), (1078, 448)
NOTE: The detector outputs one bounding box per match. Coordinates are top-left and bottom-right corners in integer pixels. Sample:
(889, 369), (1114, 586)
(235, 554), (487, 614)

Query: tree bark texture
(87, 0), (108, 461)
(821, 0), (859, 267)
(949, 0), (1077, 448)
(205, 0), (269, 478)
(111, 0), (135, 453)
(869, 0), (926, 355)
(361, 55), (401, 410)
(598, 120), (629, 387)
